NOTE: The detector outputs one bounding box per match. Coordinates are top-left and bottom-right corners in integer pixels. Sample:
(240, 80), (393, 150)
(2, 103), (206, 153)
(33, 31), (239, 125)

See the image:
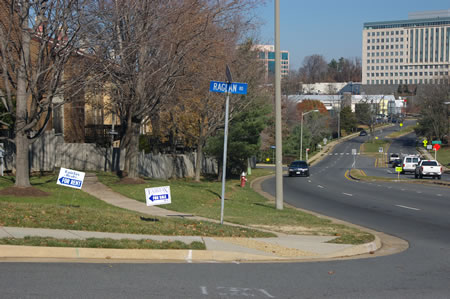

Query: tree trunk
(14, 12), (31, 188)
(194, 139), (204, 182)
(14, 132), (31, 187)
(124, 121), (140, 179)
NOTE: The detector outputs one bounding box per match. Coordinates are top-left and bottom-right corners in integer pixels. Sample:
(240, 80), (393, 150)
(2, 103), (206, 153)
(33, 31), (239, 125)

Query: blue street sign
(58, 177), (83, 188)
(149, 194), (169, 202)
(209, 81), (248, 95)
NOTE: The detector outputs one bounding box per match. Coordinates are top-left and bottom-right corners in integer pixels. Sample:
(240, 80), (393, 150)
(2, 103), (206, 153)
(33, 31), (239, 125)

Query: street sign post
(433, 144), (441, 160)
(145, 186), (171, 206)
(57, 168), (85, 190)
(395, 166), (402, 180)
(210, 70), (248, 224)
(432, 140), (442, 145)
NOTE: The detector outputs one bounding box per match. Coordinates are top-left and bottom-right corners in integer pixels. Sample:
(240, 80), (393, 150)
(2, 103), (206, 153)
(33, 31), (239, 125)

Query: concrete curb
(324, 234), (381, 258)
(0, 245), (293, 262)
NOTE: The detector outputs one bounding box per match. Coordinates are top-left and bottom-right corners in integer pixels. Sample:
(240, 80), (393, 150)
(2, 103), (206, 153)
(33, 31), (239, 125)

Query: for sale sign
(145, 186), (171, 206)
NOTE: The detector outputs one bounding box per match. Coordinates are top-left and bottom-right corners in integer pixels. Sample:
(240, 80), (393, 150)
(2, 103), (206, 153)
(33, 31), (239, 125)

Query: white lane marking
(346, 153), (349, 155)
(340, 153), (344, 155)
(258, 289), (276, 298)
(317, 185), (324, 189)
(334, 153), (338, 155)
(186, 250), (192, 263)
(416, 191), (422, 194)
(308, 180), (312, 183)
(395, 205), (420, 211)
(200, 286), (208, 295)
(437, 194), (442, 197)
(401, 189), (406, 191)
(343, 193), (353, 196)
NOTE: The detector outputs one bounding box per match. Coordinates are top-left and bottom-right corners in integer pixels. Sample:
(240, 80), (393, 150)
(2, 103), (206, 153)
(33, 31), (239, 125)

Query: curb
(0, 245), (292, 262)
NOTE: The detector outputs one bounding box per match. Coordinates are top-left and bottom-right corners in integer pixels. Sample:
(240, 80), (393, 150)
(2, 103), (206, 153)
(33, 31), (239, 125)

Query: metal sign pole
(220, 88), (230, 225)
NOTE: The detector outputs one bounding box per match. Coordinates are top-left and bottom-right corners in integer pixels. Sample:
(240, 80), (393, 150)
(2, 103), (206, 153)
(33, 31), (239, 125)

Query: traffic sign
(433, 144), (441, 151)
(432, 140), (442, 145)
(57, 168), (85, 189)
(399, 123), (403, 127)
(209, 81), (248, 95)
(379, 147), (383, 153)
(423, 139), (428, 147)
(427, 144), (432, 150)
(145, 186), (171, 206)
(395, 167), (402, 172)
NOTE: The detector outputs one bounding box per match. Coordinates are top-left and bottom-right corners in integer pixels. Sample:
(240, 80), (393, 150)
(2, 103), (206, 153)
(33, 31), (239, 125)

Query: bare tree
(94, 0), (261, 179)
(298, 55), (328, 84)
(0, 0), (93, 187)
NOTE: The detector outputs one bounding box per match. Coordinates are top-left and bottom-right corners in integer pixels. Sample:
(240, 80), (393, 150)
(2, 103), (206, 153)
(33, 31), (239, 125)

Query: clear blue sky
(255, 0), (450, 70)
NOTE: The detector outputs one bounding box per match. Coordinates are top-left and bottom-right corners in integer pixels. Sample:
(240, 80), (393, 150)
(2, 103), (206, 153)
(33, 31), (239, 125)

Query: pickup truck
(414, 160), (442, 179)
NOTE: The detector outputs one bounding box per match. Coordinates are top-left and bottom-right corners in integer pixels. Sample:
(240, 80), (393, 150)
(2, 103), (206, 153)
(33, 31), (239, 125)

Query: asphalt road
(1, 123), (450, 298)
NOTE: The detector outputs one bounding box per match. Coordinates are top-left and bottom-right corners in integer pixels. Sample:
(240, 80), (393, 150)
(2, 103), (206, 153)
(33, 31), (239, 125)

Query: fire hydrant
(240, 172), (247, 187)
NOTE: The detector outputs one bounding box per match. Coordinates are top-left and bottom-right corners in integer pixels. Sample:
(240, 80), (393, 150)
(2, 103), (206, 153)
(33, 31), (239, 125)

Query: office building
(362, 10), (450, 85)
(255, 45), (289, 81)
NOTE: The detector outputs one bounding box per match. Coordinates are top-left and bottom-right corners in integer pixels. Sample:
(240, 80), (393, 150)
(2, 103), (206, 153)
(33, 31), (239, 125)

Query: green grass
(386, 125), (416, 138)
(362, 139), (391, 154)
(0, 236), (205, 250)
(435, 145), (450, 168)
(97, 171), (374, 245)
(0, 175), (272, 238)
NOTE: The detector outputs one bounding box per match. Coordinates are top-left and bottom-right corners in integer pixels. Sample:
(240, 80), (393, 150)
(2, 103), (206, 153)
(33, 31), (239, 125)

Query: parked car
(392, 158), (402, 168)
(359, 130), (367, 136)
(401, 155), (421, 174)
(389, 153), (400, 163)
(288, 160), (309, 177)
(415, 160), (442, 179)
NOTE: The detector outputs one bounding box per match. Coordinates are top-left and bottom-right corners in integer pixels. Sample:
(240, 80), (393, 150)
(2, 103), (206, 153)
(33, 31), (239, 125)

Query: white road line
(317, 185), (324, 189)
(200, 286), (208, 295)
(308, 180), (312, 183)
(437, 194), (442, 197)
(343, 193), (353, 196)
(186, 250), (192, 263)
(334, 153), (338, 155)
(346, 153), (349, 155)
(416, 191), (422, 194)
(340, 153), (344, 155)
(395, 204), (420, 211)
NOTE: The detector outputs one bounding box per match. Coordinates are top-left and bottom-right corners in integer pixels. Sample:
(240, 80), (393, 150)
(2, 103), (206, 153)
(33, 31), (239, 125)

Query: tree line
(0, 0), (269, 187)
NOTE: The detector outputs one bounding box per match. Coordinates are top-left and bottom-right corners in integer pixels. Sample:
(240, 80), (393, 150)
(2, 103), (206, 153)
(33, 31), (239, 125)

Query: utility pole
(274, 0), (283, 210)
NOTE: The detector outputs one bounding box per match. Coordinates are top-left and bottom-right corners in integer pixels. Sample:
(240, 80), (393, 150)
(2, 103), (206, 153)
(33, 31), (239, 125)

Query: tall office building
(362, 10), (450, 85)
(255, 45), (289, 82)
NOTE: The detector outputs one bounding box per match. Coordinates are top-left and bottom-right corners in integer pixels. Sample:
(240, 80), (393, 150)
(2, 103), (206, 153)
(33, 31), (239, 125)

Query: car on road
(391, 158), (402, 168)
(288, 160), (309, 177)
(415, 160), (442, 179)
(359, 130), (367, 136)
(401, 155), (421, 174)
(389, 153), (400, 163)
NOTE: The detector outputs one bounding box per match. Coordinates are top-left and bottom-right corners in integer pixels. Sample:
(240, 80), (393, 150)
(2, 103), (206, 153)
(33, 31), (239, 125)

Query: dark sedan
(288, 160), (309, 177)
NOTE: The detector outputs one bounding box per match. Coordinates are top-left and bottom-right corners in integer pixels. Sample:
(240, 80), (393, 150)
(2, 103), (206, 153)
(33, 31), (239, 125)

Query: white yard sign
(145, 186), (171, 206)
(57, 168), (85, 189)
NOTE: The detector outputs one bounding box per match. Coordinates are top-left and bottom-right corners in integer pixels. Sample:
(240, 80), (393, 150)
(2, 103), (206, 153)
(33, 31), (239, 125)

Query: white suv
(401, 155), (421, 174)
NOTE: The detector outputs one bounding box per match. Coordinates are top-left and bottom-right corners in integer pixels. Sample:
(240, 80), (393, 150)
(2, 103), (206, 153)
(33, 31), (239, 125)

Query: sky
(254, 0), (450, 70)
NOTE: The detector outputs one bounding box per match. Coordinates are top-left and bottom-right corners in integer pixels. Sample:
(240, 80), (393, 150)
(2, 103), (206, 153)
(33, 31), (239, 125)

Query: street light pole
(300, 110), (318, 160)
(274, 0), (283, 210)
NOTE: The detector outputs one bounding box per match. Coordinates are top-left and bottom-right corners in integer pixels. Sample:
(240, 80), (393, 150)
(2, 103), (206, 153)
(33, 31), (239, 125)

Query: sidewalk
(0, 174), (387, 262)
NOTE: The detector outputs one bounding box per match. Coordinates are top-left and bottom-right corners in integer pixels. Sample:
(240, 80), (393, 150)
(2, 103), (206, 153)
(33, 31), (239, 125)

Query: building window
(268, 52), (275, 59)
(282, 52), (289, 60)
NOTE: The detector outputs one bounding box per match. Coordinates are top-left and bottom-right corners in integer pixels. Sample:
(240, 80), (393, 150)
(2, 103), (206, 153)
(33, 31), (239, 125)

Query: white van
(401, 155), (420, 174)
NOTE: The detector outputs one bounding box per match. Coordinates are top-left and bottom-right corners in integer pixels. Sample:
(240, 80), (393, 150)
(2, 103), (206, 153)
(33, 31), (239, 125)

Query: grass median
(97, 169), (374, 245)
(0, 175), (272, 242)
(0, 236), (205, 250)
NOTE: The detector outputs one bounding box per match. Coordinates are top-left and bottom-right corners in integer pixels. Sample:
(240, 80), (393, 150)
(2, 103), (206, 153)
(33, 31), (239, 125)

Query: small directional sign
(145, 186), (171, 206)
(423, 139), (428, 147)
(395, 167), (403, 172)
(57, 167), (85, 189)
(209, 81), (248, 95)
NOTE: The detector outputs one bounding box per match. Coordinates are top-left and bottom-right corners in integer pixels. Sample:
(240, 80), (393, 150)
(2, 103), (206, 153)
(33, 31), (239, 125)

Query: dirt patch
(215, 237), (318, 257)
(252, 225), (329, 235)
(0, 186), (50, 197)
(118, 177), (147, 184)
